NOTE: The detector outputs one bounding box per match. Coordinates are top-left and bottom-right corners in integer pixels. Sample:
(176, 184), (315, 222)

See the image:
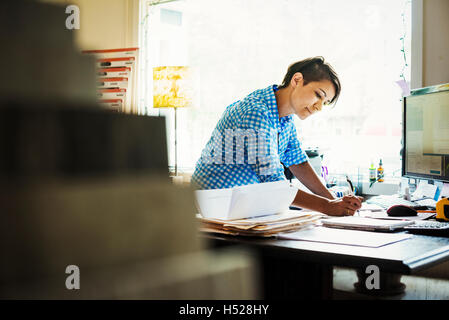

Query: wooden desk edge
(201, 233), (449, 275)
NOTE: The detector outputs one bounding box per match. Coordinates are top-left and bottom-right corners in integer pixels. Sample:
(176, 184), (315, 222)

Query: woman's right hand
(323, 195), (363, 216)
(291, 189), (364, 217)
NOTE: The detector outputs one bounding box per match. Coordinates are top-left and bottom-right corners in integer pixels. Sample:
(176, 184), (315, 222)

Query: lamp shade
(153, 66), (192, 108)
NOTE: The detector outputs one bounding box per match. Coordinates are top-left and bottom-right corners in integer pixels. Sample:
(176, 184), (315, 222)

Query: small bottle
(377, 159), (384, 182)
(404, 186), (411, 201)
(369, 161), (377, 183)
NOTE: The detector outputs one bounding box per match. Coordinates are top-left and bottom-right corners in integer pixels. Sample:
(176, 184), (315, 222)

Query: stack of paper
(197, 210), (324, 237)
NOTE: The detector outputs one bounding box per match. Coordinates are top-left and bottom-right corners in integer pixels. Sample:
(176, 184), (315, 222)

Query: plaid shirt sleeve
(281, 124), (308, 168)
(240, 107), (286, 183)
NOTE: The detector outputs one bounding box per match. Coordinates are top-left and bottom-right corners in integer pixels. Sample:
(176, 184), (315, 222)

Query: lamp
(153, 66), (192, 176)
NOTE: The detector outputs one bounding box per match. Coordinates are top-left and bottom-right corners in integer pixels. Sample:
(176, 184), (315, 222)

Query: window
(139, 0), (412, 181)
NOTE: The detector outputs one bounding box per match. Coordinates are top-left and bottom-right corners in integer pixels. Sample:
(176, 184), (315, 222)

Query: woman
(192, 57), (362, 216)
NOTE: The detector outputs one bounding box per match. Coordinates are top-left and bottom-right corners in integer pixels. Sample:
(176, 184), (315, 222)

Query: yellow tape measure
(436, 197), (449, 221)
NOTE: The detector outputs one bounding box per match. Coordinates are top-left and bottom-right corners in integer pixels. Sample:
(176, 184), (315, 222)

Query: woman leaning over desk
(191, 57), (362, 216)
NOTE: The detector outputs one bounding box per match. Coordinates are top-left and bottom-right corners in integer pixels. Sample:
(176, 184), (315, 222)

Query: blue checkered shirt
(191, 85), (308, 189)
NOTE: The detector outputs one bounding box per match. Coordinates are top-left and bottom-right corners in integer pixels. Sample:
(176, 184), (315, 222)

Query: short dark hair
(278, 56), (341, 105)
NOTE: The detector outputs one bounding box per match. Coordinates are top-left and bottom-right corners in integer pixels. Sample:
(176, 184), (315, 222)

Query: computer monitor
(402, 83), (449, 182)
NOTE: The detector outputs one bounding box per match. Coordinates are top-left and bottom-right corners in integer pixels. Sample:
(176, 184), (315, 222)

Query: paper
(413, 180), (437, 199)
(414, 198), (437, 208)
(195, 180), (298, 220)
(194, 188), (233, 220)
(396, 79), (411, 97)
(359, 203), (384, 212)
(197, 210), (323, 237)
(361, 211), (435, 221)
(321, 216), (414, 231)
(197, 210), (322, 225)
(278, 226), (413, 248)
(440, 183), (449, 200)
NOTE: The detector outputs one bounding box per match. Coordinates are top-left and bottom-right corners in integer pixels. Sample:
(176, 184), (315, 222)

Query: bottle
(369, 161), (377, 183)
(404, 186), (411, 201)
(377, 159), (384, 182)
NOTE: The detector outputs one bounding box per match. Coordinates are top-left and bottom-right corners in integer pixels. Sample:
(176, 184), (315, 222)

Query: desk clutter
(194, 181), (325, 236)
(196, 181), (421, 238)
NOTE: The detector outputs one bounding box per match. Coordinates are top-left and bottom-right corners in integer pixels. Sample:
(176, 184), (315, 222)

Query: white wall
(41, 0), (140, 50)
(422, 0), (449, 87)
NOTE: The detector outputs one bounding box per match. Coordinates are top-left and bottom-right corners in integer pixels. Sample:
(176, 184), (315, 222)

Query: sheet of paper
(415, 198), (437, 208)
(228, 181), (297, 220)
(361, 211), (435, 221)
(194, 188), (232, 220)
(218, 210), (321, 225)
(321, 216), (414, 231)
(224, 215), (321, 231)
(195, 180), (298, 220)
(359, 203), (384, 212)
(277, 226), (412, 248)
(440, 183), (449, 200)
(413, 180), (437, 199)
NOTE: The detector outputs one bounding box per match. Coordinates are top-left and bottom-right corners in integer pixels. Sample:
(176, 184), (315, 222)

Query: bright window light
(139, 0), (412, 180)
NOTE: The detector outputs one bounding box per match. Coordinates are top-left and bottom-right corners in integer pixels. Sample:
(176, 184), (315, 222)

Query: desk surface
(203, 231), (449, 274)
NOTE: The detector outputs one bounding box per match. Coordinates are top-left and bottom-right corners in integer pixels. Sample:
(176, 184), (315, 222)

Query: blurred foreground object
(0, 0), (258, 299)
(0, 177), (257, 299)
(0, 0), (97, 105)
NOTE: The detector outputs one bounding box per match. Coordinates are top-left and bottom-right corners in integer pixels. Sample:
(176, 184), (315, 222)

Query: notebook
(321, 216), (414, 232)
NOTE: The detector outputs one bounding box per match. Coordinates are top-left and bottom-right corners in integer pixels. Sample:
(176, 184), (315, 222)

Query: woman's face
(289, 73), (336, 120)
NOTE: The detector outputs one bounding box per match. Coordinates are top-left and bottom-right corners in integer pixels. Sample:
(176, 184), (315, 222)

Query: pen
(346, 175), (361, 216)
(346, 175), (354, 193)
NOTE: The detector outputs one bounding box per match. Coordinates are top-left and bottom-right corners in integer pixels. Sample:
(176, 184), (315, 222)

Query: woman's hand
(324, 195), (364, 216)
(291, 189), (364, 217)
